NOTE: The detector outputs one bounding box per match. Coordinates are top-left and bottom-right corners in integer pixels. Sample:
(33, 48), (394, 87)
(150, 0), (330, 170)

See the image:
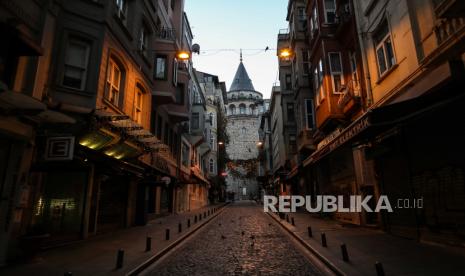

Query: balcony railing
(337, 79), (361, 109)
(435, 17), (465, 45)
(156, 27), (176, 41)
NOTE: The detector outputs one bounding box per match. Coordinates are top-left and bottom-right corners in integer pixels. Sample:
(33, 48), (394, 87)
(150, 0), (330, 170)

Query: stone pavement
(1, 204), (225, 276)
(269, 210), (465, 276)
(143, 201), (323, 276)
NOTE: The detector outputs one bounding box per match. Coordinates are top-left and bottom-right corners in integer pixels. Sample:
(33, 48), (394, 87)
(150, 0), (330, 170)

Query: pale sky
(185, 0), (288, 99)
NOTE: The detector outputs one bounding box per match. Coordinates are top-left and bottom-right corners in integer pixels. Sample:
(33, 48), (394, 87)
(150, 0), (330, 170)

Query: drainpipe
(353, 0), (374, 109)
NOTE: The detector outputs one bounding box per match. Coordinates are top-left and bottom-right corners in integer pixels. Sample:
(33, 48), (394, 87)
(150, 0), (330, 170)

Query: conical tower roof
(229, 61), (256, 92)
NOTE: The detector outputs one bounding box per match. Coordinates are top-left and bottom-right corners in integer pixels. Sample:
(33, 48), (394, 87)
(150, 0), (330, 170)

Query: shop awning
(303, 90), (465, 167)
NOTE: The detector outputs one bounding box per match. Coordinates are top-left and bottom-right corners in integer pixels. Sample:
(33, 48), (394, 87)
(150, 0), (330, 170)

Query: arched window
(239, 104), (246, 114)
(209, 112), (214, 126)
(209, 159), (214, 173)
(229, 104), (236, 115)
(241, 127), (246, 135)
(249, 104), (256, 115)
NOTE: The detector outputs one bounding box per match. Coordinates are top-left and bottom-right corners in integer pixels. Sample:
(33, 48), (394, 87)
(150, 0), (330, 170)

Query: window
(229, 104), (236, 115)
(310, 6), (319, 34)
(209, 113), (213, 126)
(374, 22), (395, 76)
(241, 127), (246, 135)
(191, 113), (199, 129)
(313, 59), (325, 103)
(239, 104), (246, 114)
(209, 130), (215, 150)
(115, 0), (127, 24)
(170, 0), (175, 10)
(173, 58), (178, 85)
(154, 56), (167, 79)
(328, 52), (344, 93)
(134, 86), (144, 123)
(62, 38), (90, 90)
(250, 105), (256, 115)
(209, 159), (214, 173)
(349, 51), (360, 95)
(285, 74), (292, 90)
(302, 50), (310, 75)
(287, 103), (295, 122)
(139, 25), (148, 56)
(304, 99), (315, 129)
(175, 83), (184, 104)
(297, 7), (306, 21)
(181, 142), (189, 167)
(324, 0), (336, 24)
(106, 59), (123, 106)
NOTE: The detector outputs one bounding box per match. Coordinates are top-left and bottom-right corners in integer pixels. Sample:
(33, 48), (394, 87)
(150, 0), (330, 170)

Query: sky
(185, 0), (288, 99)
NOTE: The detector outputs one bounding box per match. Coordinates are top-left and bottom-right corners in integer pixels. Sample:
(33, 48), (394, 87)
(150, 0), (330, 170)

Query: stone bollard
(194, 215), (197, 223)
(286, 214), (289, 223)
(188, 219), (191, 228)
(375, 262), (385, 276)
(145, 236), (152, 252)
(341, 243), (349, 262)
(307, 226), (313, 237)
(321, 233), (327, 247)
(178, 223), (182, 233)
(291, 217), (295, 226)
(165, 229), (170, 240)
(116, 249), (124, 269)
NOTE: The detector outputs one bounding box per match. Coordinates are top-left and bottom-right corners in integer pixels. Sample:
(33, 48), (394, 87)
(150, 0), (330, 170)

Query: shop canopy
(303, 90), (464, 167)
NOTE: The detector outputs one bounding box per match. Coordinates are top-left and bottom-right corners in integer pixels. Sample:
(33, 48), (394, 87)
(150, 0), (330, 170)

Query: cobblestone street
(143, 201), (324, 276)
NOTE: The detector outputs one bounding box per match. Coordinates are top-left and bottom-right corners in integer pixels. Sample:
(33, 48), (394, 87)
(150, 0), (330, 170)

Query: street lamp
(278, 48), (292, 59)
(177, 51), (190, 60)
(218, 141), (224, 146)
(256, 141), (263, 147)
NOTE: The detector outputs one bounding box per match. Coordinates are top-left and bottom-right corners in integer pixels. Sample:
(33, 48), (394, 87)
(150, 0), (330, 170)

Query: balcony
(337, 80), (361, 116)
(278, 28), (290, 41)
(433, 0), (465, 18)
(435, 17), (465, 46)
(156, 27), (176, 41)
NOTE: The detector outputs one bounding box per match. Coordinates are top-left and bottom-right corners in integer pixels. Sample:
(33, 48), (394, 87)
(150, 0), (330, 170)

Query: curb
(126, 203), (229, 276)
(266, 212), (346, 276)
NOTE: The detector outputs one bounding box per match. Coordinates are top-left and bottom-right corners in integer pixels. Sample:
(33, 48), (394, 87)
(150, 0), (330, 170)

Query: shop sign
(329, 117), (370, 151)
(317, 128), (342, 150)
(44, 136), (75, 161)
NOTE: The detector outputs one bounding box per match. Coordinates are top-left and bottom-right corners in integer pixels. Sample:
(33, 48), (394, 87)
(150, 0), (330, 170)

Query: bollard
(178, 223), (182, 233)
(188, 218), (191, 228)
(64, 272), (72, 276)
(321, 233), (327, 247)
(307, 226), (313, 237)
(199, 213), (202, 220)
(291, 217), (295, 226)
(194, 215), (197, 223)
(286, 214), (289, 223)
(204, 212), (206, 218)
(375, 262), (385, 276)
(116, 249), (124, 269)
(165, 229), (170, 240)
(341, 243), (349, 262)
(145, 236), (152, 252)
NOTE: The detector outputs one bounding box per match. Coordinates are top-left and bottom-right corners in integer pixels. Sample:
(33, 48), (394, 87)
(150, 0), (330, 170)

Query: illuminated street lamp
(177, 51), (190, 60)
(278, 48), (292, 59)
(256, 141), (263, 147)
(218, 141), (224, 146)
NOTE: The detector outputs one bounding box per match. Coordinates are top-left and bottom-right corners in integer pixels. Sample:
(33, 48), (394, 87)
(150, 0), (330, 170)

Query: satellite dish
(192, 43), (200, 54)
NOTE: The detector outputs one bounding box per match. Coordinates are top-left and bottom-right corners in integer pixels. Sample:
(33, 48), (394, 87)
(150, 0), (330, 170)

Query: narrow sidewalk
(1, 204), (226, 276)
(269, 211), (465, 275)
